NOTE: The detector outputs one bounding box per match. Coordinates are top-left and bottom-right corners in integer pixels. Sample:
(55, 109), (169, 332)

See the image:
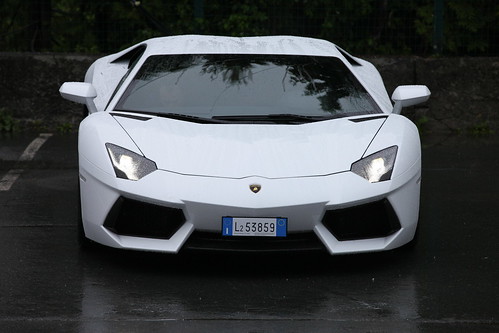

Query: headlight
(351, 146), (398, 183)
(105, 143), (157, 180)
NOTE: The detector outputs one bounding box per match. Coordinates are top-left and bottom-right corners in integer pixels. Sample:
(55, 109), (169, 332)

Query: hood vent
(349, 115), (387, 123)
(111, 112), (151, 121)
(336, 46), (362, 66)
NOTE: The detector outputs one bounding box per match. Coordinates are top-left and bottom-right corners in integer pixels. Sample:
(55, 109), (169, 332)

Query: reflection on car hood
(114, 115), (386, 178)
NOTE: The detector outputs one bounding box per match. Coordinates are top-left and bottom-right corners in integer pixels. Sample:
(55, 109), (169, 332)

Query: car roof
(91, 35), (393, 114)
(125, 35), (344, 58)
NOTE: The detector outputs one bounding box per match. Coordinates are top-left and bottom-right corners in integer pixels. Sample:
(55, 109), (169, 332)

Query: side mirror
(391, 85), (431, 114)
(59, 82), (97, 113)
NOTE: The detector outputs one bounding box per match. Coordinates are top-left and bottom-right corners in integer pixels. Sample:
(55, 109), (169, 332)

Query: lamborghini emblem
(250, 184), (261, 193)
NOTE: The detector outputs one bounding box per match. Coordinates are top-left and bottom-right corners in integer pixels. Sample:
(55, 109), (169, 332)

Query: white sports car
(60, 35), (430, 255)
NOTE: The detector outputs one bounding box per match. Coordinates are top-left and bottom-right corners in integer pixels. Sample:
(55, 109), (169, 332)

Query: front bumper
(79, 155), (421, 255)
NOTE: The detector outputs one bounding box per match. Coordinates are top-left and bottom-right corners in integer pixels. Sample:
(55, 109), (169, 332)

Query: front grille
(104, 197), (185, 239)
(183, 231), (326, 252)
(322, 199), (401, 241)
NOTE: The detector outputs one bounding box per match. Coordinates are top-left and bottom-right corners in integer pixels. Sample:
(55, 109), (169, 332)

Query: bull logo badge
(250, 184), (261, 193)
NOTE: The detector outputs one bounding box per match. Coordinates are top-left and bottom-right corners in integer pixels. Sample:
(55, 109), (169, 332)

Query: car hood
(113, 114), (386, 179)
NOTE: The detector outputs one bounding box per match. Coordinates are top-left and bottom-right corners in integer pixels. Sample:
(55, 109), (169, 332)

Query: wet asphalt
(0, 132), (497, 332)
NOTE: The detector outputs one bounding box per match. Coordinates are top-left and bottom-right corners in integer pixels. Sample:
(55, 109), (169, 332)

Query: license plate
(222, 217), (287, 237)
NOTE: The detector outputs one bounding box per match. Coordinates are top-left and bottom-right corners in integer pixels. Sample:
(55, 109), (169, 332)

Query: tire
(82, 105), (89, 118)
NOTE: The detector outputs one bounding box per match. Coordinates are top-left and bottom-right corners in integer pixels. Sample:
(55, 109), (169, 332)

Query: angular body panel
(62, 35), (427, 255)
(113, 115), (386, 178)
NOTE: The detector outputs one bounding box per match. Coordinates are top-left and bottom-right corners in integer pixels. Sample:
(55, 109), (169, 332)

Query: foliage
(56, 122), (74, 134)
(445, 0), (499, 54)
(0, 0), (497, 55)
(0, 109), (19, 132)
(415, 115), (430, 134)
(467, 121), (494, 136)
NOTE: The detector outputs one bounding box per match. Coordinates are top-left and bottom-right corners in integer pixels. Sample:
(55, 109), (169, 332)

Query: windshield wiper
(114, 110), (229, 124)
(212, 113), (336, 124)
(155, 113), (229, 124)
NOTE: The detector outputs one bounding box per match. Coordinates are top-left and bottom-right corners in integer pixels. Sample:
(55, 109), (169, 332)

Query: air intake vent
(336, 46), (362, 66)
(104, 197), (185, 239)
(183, 231), (325, 252)
(322, 199), (401, 241)
(111, 113), (151, 121)
(349, 115), (387, 123)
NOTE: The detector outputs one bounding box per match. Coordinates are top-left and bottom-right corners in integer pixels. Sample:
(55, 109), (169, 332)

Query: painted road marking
(19, 133), (53, 161)
(0, 133), (53, 191)
(0, 169), (23, 191)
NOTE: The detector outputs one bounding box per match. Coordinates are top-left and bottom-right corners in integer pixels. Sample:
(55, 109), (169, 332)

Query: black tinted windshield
(115, 54), (381, 121)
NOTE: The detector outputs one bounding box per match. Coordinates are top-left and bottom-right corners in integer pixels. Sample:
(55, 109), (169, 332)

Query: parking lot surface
(0, 132), (497, 332)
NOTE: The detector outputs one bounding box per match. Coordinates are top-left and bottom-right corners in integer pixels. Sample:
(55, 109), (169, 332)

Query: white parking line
(19, 133), (53, 161)
(0, 169), (23, 191)
(0, 133), (53, 191)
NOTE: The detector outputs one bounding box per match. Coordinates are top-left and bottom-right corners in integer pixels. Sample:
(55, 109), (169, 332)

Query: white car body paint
(62, 35), (429, 255)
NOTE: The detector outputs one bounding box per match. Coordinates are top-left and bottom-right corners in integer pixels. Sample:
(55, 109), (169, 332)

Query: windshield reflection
(115, 54), (381, 121)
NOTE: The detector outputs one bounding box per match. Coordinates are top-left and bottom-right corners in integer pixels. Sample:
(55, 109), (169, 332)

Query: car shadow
(78, 243), (418, 278)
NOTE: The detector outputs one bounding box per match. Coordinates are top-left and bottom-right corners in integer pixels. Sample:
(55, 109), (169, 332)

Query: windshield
(115, 54), (381, 121)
